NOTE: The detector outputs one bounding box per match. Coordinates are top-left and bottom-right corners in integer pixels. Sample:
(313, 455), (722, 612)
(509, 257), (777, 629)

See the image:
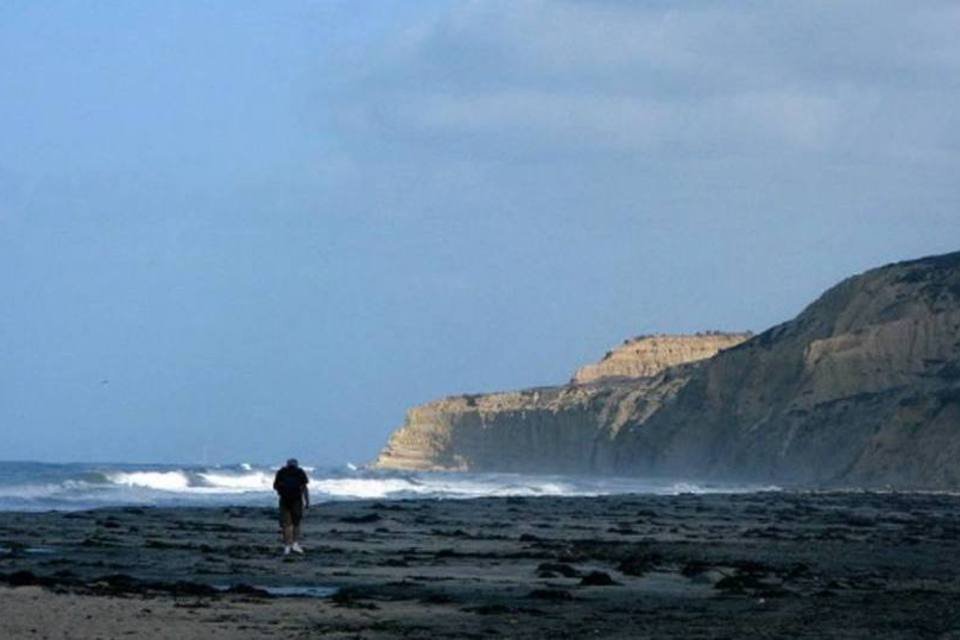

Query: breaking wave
(0, 461), (777, 511)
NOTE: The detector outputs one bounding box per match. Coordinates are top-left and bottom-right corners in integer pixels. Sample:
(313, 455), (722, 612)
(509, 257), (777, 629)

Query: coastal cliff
(614, 251), (960, 488)
(375, 335), (745, 472)
(375, 251), (960, 489)
(571, 333), (749, 384)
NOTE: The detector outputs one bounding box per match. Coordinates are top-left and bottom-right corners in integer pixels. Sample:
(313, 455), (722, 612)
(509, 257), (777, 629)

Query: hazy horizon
(2, 1), (958, 465)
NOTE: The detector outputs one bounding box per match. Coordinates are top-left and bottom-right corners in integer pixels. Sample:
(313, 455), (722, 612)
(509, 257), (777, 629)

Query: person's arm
(273, 471), (281, 494)
(301, 469), (310, 508)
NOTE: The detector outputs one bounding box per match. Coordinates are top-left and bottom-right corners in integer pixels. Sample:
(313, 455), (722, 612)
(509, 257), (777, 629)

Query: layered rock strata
(375, 336), (741, 473)
(613, 251), (960, 488)
(571, 333), (750, 384)
(375, 251), (960, 489)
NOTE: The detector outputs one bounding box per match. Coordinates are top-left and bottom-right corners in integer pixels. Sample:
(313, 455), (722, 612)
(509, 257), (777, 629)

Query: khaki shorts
(279, 499), (304, 528)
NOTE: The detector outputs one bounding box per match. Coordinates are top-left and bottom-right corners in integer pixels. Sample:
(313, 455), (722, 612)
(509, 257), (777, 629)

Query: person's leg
(290, 502), (305, 552)
(280, 502), (295, 549)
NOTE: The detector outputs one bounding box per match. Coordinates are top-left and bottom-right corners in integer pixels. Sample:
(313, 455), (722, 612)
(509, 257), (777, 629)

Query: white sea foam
(108, 471), (191, 491)
(0, 461), (779, 511)
(105, 469), (277, 494)
(306, 475), (742, 500)
(0, 482), (77, 500)
(197, 471), (273, 492)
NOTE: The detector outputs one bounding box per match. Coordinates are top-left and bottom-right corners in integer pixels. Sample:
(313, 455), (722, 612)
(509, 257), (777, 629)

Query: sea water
(0, 460), (776, 511)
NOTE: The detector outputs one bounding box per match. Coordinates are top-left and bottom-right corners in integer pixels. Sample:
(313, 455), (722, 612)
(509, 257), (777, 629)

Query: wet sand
(2, 491), (960, 638)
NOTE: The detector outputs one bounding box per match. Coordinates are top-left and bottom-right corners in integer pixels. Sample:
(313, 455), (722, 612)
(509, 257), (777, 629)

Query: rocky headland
(375, 251), (960, 490)
(374, 333), (748, 473)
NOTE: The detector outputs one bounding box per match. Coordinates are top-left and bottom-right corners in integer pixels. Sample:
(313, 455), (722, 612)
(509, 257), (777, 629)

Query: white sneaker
(291, 542), (305, 554)
(283, 545), (292, 556)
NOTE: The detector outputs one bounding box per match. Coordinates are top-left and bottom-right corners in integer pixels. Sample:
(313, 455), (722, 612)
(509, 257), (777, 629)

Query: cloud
(392, 90), (676, 151)
(380, 88), (842, 155)
(331, 0), (960, 162)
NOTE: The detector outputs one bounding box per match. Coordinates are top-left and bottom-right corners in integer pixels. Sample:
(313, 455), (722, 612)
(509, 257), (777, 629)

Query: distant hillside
(374, 251), (960, 489)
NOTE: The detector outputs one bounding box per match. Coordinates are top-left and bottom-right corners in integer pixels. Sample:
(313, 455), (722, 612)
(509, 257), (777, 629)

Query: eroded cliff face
(613, 251), (960, 488)
(375, 251), (960, 489)
(373, 381), (661, 473)
(571, 333), (750, 384)
(374, 336), (716, 473)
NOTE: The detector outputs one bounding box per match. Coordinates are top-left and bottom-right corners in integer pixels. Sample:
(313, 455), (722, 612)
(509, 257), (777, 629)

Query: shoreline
(3, 492), (960, 638)
(0, 459), (789, 511)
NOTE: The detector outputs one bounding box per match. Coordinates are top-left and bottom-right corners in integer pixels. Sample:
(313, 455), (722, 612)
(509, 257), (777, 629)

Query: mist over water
(0, 461), (777, 512)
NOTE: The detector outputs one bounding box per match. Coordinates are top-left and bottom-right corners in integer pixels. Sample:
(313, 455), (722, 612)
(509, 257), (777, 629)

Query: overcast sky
(1, 1), (958, 465)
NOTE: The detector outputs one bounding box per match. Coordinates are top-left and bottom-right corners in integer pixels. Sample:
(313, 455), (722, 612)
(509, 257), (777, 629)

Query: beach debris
(339, 513), (382, 524)
(579, 571), (619, 586)
(617, 552), (663, 576)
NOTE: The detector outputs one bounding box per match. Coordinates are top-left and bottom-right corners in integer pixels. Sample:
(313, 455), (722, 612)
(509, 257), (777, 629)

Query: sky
(1, 1), (958, 465)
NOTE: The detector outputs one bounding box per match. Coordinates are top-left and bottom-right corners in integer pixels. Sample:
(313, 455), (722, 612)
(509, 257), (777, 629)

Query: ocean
(0, 461), (776, 511)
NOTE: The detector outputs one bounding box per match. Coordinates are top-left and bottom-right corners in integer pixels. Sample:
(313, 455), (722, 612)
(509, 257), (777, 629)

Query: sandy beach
(2, 491), (960, 639)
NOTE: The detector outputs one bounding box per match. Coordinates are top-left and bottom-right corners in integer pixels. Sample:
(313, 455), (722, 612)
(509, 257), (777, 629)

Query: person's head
(286, 458), (298, 468)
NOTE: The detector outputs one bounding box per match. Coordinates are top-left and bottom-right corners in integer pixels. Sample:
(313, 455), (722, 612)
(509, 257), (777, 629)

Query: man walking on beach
(273, 458), (310, 556)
